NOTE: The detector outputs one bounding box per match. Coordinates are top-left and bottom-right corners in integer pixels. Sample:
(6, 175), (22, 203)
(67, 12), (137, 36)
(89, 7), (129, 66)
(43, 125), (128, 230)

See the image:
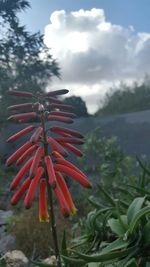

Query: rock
(0, 210), (15, 254)
(42, 255), (56, 265)
(3, 250), (28, 267)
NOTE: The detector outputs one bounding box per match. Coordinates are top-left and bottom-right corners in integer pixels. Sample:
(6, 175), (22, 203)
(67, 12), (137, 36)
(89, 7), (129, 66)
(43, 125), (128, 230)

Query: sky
(20, 0), (150, 113)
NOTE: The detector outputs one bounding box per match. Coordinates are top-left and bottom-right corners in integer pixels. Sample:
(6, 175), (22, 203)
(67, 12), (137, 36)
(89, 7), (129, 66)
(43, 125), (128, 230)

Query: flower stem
(41, 112), (62, 267)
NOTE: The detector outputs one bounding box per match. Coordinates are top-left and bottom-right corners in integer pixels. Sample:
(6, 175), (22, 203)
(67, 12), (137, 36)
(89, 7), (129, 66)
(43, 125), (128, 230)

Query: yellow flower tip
(70, 208), (77, 216)
(39, 216), (49, 223)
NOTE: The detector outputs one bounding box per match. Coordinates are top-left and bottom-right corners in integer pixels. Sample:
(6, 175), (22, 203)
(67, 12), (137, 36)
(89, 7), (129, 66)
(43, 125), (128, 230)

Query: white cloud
(44, 8), (150, 114)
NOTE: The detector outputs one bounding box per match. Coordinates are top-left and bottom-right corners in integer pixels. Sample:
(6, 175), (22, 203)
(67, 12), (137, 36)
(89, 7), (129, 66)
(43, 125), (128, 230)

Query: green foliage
(78, 127), (135, 187)
(96, 81), (150, 117)
(60, 130), (150, 266)
(64, 176), (150, 266)
(64, 96), (89, 117)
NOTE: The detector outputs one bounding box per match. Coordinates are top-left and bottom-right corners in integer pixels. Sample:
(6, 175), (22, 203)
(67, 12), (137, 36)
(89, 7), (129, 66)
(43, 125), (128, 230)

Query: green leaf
(126, 184), (150, 196)
(142, 222), (150, 245)
(108, 216), (127, 237)
(61, 255), (86, 266)
(123, 258), (137, 267)
(0, 258), (6, 267)
(127, 197), (145, 224)
(136, 157), (150, 177)
(128, 206), (150, 234)
(97, 185), (116, 207)
(61, 230), (68, 256)
(31, 260), (56, 267)
(101, 238), (129, 254)
(71, 245), (137, 263)
(88, 263), (101, 267)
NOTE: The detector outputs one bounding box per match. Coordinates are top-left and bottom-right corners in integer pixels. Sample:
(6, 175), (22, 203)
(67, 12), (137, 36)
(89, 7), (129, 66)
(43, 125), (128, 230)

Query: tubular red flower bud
(8, 90), (33, 97)
(55, 137), (84, 145)
(46, 97), (64, 104)
(6, 141), (33, 166)
(55, 172), (77, 215)
(11, 178), (31, 205)
(52, 151), (65, 159)
(54, 164), (92, 188)
(30, 127), (43, 143)
(24, 167), (44, 209)
(7, 103), (34, 111)
(49, 103), (73, 110)
(49, 111), (76, 118)
(46, 89), (69, 96)
(7, 112), (37, 123)
(55, 158), (87, 178)
(44, 156), (57, 189)
(47, 137), (68, 157)
(47, 115), (73, 124)
(54, 183), (70, 217)
(10, 157), (33, 190)
(39, 179), (49, 222)
(59, 142), (83, 157)
(29, 147), (44, 178)
(16, 144), (38, 166)
(7, 125), (36, 143)
(50, 126), (84, 139)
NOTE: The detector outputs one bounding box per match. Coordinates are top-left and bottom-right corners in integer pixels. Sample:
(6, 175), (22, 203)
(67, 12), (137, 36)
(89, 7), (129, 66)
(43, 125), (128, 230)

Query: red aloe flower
(11, 178), (31, 205)
(24, 166), (44, 209)
(39, 179), (49, 222)
(7, 125), (36, 143)
(6, 88), (91, 221)
(55, 172), (77, 215)
(6, 141), (33, 166)
(44, 156), (57, 189)
(16, 144), (38, 166)
(54, 182), (70, 217)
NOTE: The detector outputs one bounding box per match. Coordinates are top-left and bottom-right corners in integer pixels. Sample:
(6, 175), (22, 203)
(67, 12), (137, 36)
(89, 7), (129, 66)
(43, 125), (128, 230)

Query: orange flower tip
(39, 216), (49, 223)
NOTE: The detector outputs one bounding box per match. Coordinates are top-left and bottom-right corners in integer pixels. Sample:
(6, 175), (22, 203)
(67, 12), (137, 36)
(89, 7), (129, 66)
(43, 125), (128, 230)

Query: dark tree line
(0, 0), (59, 121)
(96, 81), (150, 117)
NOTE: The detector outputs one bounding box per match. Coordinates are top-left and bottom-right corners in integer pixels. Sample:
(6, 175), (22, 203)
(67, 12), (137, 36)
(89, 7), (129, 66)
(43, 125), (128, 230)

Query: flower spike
(6, 88), (91, 223)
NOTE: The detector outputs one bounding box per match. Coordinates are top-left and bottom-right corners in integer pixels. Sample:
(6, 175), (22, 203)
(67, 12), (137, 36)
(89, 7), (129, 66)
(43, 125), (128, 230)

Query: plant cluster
(5, 88), (91, 267)
(64, 157), (150, 267)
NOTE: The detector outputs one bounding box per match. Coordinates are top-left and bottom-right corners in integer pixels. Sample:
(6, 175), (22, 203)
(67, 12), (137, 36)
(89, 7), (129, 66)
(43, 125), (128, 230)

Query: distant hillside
(96, 82), (150, 116)
(2, 109), (150, 161)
